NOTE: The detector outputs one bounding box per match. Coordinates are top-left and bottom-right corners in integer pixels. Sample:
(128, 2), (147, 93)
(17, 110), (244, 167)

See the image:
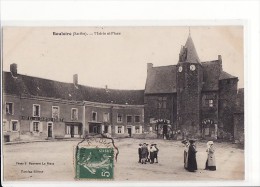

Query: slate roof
(144, 60), (238, 94)
(235, 88), (244, 113)
(179, 35), (200, 63)
(201, 60), (222, 91)
(144, 65), (177, 94)
(3, 72), (144, 105)
(219, 71), (237, 80)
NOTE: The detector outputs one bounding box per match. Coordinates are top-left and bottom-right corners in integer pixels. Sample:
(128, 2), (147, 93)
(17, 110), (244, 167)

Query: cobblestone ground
(3, 139), (244, 181)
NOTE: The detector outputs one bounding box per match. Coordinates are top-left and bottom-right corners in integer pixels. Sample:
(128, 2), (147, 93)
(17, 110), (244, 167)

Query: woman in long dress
(187, 140), (197, 172)
(141, 143), (148, 164)
(182, 140), (189, 169)
(205, 141), (216, 171)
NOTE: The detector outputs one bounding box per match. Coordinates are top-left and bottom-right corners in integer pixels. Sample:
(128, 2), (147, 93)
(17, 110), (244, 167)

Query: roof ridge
(3, 71), (145, 92)
(151, 65), (176, 68)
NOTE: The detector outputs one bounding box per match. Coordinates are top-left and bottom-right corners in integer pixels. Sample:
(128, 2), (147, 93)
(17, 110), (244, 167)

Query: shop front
(65, 122), (83, 138)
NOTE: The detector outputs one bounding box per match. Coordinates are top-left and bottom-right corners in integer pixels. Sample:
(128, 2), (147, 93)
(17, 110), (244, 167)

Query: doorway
(47, 123), (53, 138)
(104, 125), (108, 133)
(127, 127), (132, 137)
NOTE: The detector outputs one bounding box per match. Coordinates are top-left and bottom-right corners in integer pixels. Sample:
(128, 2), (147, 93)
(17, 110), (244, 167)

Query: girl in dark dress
(141, 143), (148, 164)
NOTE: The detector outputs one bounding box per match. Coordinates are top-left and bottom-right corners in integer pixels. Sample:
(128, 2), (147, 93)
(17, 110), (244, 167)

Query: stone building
(144, 34), (241, 140)
(233, 88), (244, 143)
(3, 64), (144, 142)
(2, 34), (244, 142)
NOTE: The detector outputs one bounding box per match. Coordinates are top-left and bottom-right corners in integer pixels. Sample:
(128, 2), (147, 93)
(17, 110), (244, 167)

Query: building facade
(2, 34), (244, 142)
(3, 64), (144, 142)
(144, 35), (241, 140)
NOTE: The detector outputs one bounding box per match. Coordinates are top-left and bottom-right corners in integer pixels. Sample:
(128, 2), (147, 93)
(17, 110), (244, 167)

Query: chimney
(105, 85), (109, 92)
(73, 74), (78, 86)
(10, 63), (18, 77)
(218, 55), (222, 70)
(147, 63), (153, 72)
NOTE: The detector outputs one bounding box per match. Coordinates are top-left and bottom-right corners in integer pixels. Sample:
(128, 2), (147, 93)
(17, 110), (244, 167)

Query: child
(154, 144), (159, 163)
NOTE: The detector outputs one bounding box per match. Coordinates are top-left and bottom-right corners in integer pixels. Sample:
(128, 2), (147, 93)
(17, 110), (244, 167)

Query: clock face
(178, 66), (183, 72)
(190, 65), (196, 71)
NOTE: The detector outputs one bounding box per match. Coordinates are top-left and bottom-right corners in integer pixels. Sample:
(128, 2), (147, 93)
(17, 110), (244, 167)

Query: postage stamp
(75, 147), (114, 179)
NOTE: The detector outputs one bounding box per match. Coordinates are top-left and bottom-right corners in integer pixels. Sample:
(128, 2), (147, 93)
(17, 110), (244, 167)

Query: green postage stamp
(76, 148), (114, 179)
(75, 135), (118, 180)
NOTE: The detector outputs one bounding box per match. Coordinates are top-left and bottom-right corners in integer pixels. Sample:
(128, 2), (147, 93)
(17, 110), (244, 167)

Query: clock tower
(176, 34), (203, 138)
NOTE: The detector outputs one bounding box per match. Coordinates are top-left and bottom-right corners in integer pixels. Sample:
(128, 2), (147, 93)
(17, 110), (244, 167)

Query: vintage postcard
(1, 26), (244, 182)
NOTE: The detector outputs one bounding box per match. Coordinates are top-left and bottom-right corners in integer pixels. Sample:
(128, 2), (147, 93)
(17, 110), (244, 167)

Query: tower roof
(179, 35), (200, 63)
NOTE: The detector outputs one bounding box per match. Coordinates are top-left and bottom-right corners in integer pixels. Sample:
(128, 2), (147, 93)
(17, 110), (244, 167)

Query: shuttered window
(103, 113), (109, 122)
(118, 126), (122, 133)
(52, 106), (59, 119)
(117, 114), (123, 123)
(33, 104), (40, 117)
(11, 120), (19, 131)
(71, 108), (78, 120)
(126, 116), (132, 123)
(30, 121), (42, 133)
(134, 116), (140, 123)
(6, 102), (14, 115)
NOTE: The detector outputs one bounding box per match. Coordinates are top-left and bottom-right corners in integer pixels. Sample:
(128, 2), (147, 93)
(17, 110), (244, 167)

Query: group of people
(138, 143), (159, 164)
(182, 139), (216, 172)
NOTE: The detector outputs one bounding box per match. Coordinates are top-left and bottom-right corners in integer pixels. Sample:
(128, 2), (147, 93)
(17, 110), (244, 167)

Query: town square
(3, 138), (244, 181)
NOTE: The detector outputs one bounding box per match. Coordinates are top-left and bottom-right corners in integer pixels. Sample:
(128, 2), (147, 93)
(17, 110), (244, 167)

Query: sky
(3, 26), (244, 89)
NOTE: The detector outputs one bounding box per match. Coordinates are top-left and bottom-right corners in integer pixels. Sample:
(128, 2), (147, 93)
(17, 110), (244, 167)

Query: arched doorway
(202, 119), (217, 139)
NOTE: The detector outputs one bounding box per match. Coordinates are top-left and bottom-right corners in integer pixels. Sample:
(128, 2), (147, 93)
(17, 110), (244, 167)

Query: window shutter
(108, 125), (112, 134)
(6, 121), (10, 131)
(39, 122), (43, 132)
(140, 126), (142, 134)
(17, 122), (20, 131)
(101, 125), (104, 133)
(74, 126), (78, 135)
(132, 126), (136, 134)
(121, 126), (125, 134)
(30, 122), (33, 132)
(115, 126), (118, 134)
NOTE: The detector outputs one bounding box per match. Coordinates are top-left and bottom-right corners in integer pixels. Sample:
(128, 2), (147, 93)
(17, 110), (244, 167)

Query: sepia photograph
(1, 26), (245, 181)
